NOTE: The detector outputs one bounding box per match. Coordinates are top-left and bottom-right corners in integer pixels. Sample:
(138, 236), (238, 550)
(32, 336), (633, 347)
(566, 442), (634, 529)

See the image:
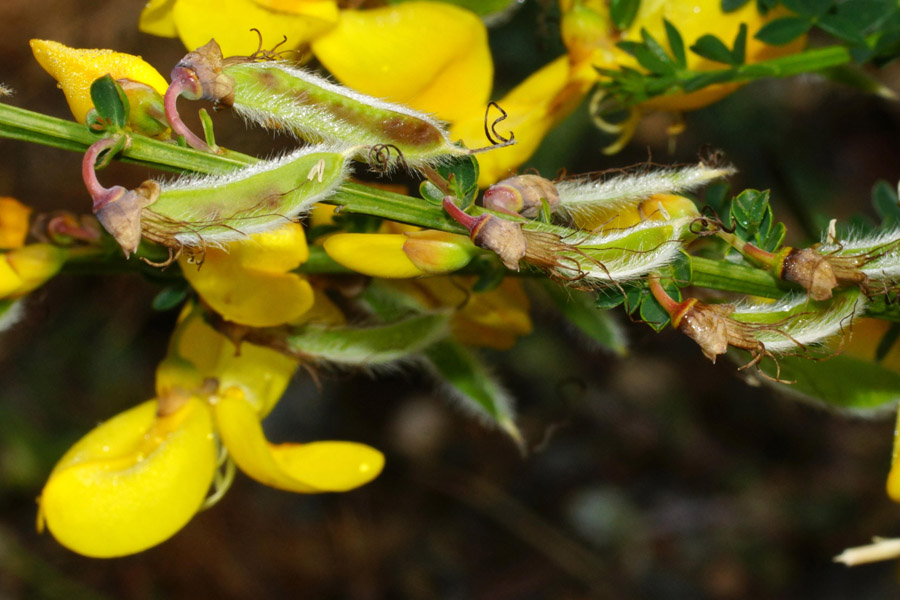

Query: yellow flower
(140, 0), (491, 133)
(38, 305), (383, 557)
(30, 39), (168, 123)
(0, 197), (31, 250)
(0, 244), (66, 299)
(310, 2), (491, 124)
(179, 222), (315, 327)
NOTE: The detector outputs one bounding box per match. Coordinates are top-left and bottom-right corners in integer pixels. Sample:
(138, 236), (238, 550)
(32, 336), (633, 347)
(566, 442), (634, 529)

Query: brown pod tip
(779, 247), (838, 301)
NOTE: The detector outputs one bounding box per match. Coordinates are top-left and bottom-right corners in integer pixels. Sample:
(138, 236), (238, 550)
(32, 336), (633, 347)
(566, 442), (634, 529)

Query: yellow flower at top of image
(30, 39), (168, 123)
(38, 304), (384, 558)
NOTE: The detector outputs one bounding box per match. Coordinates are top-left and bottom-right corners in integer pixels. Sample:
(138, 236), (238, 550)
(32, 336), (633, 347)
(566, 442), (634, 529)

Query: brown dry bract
(471, 215), (527, 271)
(94, 180), (160, 257)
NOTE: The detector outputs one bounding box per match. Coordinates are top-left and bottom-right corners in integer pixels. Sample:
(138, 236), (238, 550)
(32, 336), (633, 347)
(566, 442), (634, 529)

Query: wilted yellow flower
(0, 197), (31, 250)
(38, 305), (383, 557)
(0, 244), (66, 299)
(390, 276), (532, 350)
(179, 222), (315, 327)
(30, 39), (168, 123)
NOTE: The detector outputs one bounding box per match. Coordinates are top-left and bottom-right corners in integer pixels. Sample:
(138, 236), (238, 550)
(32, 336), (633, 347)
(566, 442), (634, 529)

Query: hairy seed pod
(167, 40), (467, 168)
(554, 163), (734, 229)
(483, 174), (559, 218)
(86, 141), (352, 255)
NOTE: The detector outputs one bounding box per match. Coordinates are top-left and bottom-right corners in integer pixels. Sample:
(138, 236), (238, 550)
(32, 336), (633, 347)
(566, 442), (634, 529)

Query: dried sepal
(443, 197), (526, 271)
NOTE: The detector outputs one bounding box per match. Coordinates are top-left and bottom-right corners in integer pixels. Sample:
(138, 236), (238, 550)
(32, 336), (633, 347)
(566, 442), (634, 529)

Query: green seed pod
(167, 40), (467, 169)
(86, 141), (352, 255)
(543, 217), (695, 285)
(143, 144), (352, 248)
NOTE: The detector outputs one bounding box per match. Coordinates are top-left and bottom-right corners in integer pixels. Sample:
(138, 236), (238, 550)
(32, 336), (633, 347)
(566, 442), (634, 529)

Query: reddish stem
(442, 196), (481, 232)
(164, 74), (211, 152)
(82, 138), (118, 209)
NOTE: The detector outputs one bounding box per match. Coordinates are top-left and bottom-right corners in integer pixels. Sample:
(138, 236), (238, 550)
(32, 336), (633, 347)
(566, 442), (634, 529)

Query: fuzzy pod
(88, 144), (352, 255)
(168, 41), (466, 168)
(144, 145), (352, 248)
(550, 217), (694, 284)
(554, 163), (734, 229)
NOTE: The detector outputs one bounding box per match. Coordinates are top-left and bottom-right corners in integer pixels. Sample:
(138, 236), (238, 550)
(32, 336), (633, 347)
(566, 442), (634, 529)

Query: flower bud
(324, 231), (476, 278)
(30, 39), (168, 123)
(117, 79), (169, 137)
(483, 174), (559, 218)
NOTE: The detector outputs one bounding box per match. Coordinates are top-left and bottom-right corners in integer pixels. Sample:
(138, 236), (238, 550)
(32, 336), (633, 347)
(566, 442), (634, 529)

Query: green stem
(689, 255), (790, 298)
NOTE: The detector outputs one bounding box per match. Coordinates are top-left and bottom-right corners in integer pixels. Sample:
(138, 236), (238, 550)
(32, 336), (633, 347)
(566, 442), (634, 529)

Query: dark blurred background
(3, 1), (900, 598)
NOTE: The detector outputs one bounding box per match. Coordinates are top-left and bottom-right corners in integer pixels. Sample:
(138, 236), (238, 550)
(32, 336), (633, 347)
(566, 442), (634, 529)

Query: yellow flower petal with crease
(163, 305), (299, 417)
(214, 389), (384, 493)
(324, 233), (427, 278)
(139, 0), (178, 38)
(452, 55), (592, 186)
(171, 0), (338, 57)
(30, 40), (169, 123)
(311, 2), (491, 124)
(0, 257), (24, 298)
(38, 398), (217, 558)
(0, 198), (32, 250)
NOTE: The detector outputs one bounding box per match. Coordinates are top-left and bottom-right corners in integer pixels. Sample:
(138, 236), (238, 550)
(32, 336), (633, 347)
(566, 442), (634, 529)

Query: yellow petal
(139, 0), (179, 38)
(38, 398), (217, 557)
(311, 2), (492, 123)
(214, 389), (384, 493)
(30, 40), (168, 123)
(0, 197), (31, 250)
(172, 0), (339, 57)
(452, 55), (592, 186)
(324, 233), (427, 278)
(179, 226), (314, 327)
(163, 304), (299, 417)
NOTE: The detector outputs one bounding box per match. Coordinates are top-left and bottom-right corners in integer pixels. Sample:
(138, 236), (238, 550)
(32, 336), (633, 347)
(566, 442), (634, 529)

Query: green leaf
(782, 0), (832, 17)
(664, 20), (687, 68)
(872, 179), (900, 227)
(683, 70), (738, 92)
(729, 189), (784, 251)
(618, 40), (677, 75)
(732, 23), (748, 64)
(754, 16), (814, 45)
(151, 284), (190, 311)
(756, 353), (900, 411)
(436, 155), (479, 206)
(89, 75), (128, 131)
(722, 0), (751, 11)
(425, 340), (523, 449)
(876, 323), (900, 362)
(595, 285), (628, 310)
(283, 313), (449, 366)
(817, 14), (868, 45)
(639, 279), (680, 332)
(539, 282), (628, 356)
(690, 34), (738, 65)
(610, 0), (641, 30)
